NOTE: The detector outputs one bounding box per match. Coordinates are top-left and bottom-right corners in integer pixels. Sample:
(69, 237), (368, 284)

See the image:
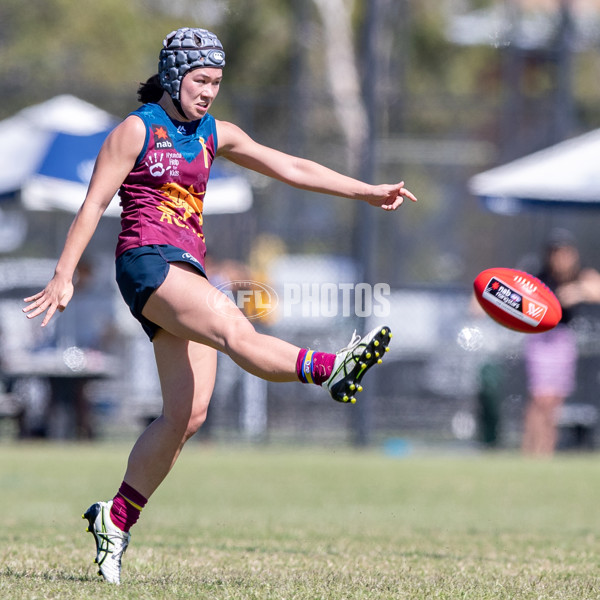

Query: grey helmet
(158, 27), (226, 101)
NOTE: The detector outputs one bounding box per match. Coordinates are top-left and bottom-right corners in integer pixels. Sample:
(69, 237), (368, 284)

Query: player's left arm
(215, 120), (417, 211)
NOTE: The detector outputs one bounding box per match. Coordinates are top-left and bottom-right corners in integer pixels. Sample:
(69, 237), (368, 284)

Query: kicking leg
(142, 263), (300, 381)
(142, 264), (392, 402)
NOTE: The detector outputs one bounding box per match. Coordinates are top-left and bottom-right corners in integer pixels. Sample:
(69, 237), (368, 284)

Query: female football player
(23, 27), (416, 583)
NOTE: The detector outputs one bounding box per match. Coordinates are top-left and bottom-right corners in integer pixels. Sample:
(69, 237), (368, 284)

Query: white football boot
(82, 500), (130, 584)
(324, 326), (392, 403)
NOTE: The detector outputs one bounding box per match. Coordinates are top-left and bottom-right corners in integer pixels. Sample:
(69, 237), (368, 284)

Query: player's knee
(164, 397), (210, 441)
(183, 408), (208, 441)
(220, 318), (256, 354)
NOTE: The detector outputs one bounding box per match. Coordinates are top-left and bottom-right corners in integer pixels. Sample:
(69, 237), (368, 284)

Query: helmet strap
(172, 97), (189, 121)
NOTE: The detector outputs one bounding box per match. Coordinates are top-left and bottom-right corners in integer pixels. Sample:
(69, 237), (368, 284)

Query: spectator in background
(53, 258), (116, 351)
(522, 229), (600, 456)
(46, 257), (117, 439)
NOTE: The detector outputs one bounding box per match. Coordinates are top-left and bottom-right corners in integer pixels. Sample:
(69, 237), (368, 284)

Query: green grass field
(1, 441), (600, 599)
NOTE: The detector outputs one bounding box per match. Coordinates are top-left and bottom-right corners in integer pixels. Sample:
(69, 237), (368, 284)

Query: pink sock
(296, 349), (336, 386)
(110, 482), (148, 532)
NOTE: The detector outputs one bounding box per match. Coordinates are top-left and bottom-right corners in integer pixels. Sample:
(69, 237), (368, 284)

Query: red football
(473, 267), (562, 333)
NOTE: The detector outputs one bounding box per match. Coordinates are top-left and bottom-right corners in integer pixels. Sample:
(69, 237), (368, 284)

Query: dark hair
(545, 227), (576, 251)
(137, 74), (164, 104)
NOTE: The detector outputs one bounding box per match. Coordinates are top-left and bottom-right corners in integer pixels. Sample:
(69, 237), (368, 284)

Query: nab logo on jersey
(152, 125), (173, 149)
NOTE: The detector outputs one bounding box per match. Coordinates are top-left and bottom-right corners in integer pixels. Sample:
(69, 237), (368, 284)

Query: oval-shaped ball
(473, 267), (562, 333)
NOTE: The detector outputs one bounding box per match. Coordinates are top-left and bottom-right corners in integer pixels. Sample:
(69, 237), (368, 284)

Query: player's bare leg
(83, 333), (217, 583)
(123, 332), (217, 497)
(141, 263), (300, 381)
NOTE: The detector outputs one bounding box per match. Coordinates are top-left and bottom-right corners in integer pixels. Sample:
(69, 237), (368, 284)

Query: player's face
(179, 68), (222, 119)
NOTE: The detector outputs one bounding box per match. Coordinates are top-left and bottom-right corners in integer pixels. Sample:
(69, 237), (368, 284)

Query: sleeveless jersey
(116, 103), (218, 268)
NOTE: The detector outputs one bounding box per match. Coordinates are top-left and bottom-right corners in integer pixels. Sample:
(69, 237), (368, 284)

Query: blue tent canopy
(36, 130), (110, 184)
(0, 95), (117, 198)
(0, 95), (252, 218)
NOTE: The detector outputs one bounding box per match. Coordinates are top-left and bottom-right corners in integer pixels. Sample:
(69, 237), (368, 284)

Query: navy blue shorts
(116, 244), (207, 340)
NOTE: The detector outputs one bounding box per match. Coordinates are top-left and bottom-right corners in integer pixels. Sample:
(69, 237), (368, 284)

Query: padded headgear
(158, 27), (225, 101)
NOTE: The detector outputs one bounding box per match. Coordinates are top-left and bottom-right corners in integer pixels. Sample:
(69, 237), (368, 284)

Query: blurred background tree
(1, 0), (600, 285)
(2, 0), (600, 446)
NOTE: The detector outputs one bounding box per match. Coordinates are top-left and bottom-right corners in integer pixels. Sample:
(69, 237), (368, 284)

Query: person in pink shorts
(522, 229), (600, 456)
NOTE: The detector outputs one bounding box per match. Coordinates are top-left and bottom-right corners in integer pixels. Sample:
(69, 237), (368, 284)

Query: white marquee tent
(469, 128), (600, 215)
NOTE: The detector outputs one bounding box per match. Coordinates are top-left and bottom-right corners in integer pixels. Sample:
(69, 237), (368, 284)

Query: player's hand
(22, 276), (74, 327)
(365, 181), (418, 211)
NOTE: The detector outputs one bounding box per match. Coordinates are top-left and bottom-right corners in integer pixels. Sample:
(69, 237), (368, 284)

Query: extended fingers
(22, 293), (45, 315)
(380, 187), (417, 211)
(23, 290), (44, 305)
(22, 291), (59, 326)
(23, 296), (50, 318)
(401, 187), (418, 203)
(41, 304), (59, 327)
(395, 181), (417, 203)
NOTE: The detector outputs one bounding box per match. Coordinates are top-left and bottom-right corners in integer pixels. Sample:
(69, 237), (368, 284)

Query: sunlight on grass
(1, 442), (600, 599)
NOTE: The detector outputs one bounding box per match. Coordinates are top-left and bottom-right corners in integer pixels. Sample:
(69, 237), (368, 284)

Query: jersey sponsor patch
(152, 124), (173, 149)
